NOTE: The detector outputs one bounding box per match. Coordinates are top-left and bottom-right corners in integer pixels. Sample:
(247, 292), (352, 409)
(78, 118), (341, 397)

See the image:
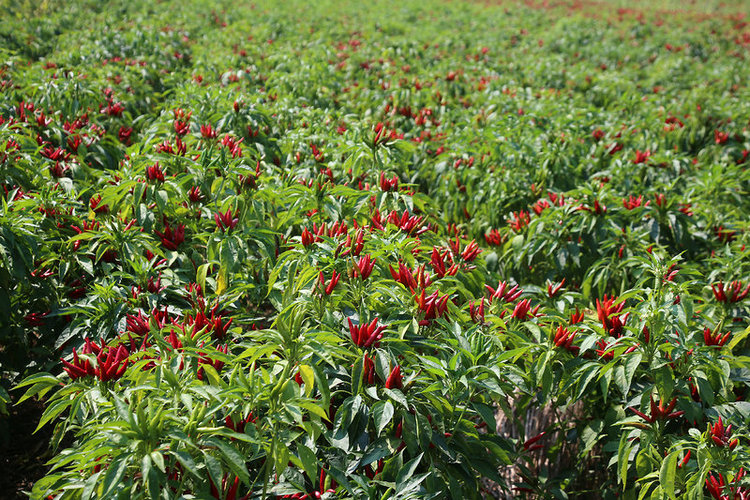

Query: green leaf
(35, 397), (74, 432)
(146, 465), (160, 500)
(170, 450), (201, 479)
(296, 443), (318, 483)
(414, 411), (431, 449)
(312, 363), (330, 408)
(299, 364), (315, 397)
(693, 371), (714, 407)
(638, 481), (657, 500)
(618, 432), (632, 488)
(373, 400), (394, 435)
(396, 472), (430, 496)
(204, 437), (250, 485)
(471, 402), (496, 430)
(204, 452), (223, 492)
(623, 352), (643, 395)
(576, 363), (600, 401)
(728, 325), (750, 352)
(650, 485), (664, 499)
(359, 441), (392, 469)
(299, 401), (330, 421)
(216, 266), (228, 295)
(382, 388), (408, 409)
(659, 450), (679, 500)
(200, 364), (225, 387)
(101, 455), (129, 497)
(396, 453), (423, 488)
(197, 263), (210, 292)
(14, 372), (60, 390)
(580, 419), (604, 456)
(82, 471), (102, 500)
(15, 373), (60, 404)
(141, 454), (152, 488)
(325, 465), (356, 494)
(150, 451), (165, 473)
(653, 365), (674, 399)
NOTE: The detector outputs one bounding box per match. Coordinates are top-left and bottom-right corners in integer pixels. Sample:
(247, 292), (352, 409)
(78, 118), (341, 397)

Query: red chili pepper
(523, 431), (546, 451)
(214, 209), (239, 233)
(553, 326), (579, 355)
(596, 295), (627, 337)
(678, 450), (691, 468)
(629, 395), (683, 424)
(318, 270), (340, 295)
(486, 280), (523, 304)
(348, 317), (386, 348)
(709, 417), (738, 449)
(469, 298), (485, 324)
(385, 365), (403, 390)
(704, 327), (731, 347)
(511, 298), (539, 321)
(363, 354), (376, 385)
(353, 255), (376, 280)
(460, 240), (481, 262)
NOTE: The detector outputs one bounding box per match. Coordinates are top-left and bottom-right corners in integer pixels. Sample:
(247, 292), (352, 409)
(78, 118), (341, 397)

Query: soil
(0, 398), (53, 499)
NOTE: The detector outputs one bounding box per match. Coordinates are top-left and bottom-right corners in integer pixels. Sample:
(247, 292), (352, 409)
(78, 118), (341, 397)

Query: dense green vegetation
(2, 0), (749, 497)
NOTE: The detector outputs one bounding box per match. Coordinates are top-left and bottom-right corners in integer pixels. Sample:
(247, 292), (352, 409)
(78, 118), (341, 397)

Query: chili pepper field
(2, 0), (750, 498)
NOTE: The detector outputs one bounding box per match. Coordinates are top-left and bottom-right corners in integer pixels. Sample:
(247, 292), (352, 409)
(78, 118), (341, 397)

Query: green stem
(261, 433), (276, 500)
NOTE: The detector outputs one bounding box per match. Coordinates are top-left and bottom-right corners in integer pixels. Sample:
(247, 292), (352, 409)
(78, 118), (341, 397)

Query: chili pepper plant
(3, 0), (750, 498)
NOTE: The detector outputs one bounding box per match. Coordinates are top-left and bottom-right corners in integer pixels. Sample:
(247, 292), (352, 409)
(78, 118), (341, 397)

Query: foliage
(3, 0), (750, 498)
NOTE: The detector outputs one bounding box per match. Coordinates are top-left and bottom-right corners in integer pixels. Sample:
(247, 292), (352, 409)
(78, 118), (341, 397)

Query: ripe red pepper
(214, 209), (239, 233)
(61, 338), (129, 382)
(547, 278), (565, 298)
(596, 295), (627, 337)
(712, 281), (750, 304)
(523, 431), (546, 452)
(352, 255), (376, 280)
(348, 317), (386, 348)
(485, 280), (523, 304)
(553, 326), (579, 355)
(385, 365), (403, 390)
(704, 327), (731, 347)
(709, 417), (739, 449)
(628, 395), (683, 424)
(318, 270), (340, 295)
